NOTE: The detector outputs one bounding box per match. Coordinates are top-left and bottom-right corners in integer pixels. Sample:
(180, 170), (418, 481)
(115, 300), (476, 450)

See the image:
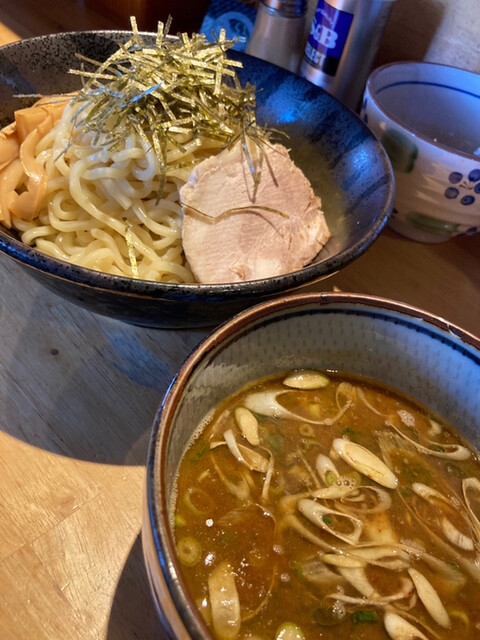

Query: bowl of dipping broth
(361, 61), (480, 243)
(143, 291), (480, 640)
(0, 28), (394, 329)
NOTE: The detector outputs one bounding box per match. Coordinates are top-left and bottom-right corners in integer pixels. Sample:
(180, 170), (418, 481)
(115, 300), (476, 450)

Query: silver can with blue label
(300, 0), (396, 110)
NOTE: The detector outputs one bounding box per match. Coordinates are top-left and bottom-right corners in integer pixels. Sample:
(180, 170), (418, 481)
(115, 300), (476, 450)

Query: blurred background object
(299, 0), (397, 110)
(0, 0), (478, 80)
(373, 0), (480, 74)
(246, 0), (307, 72)
(201, 0), (258, 51)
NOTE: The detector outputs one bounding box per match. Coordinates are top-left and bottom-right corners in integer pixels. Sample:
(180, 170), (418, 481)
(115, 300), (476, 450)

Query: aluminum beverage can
(300, 0), (395, 110)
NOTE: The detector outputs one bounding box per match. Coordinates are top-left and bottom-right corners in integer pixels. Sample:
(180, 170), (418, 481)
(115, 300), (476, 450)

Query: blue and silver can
(300, 0), (396, 110)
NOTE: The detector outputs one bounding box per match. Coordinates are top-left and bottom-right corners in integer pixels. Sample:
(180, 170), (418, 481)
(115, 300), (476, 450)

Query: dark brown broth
(171, 371), (480, 640)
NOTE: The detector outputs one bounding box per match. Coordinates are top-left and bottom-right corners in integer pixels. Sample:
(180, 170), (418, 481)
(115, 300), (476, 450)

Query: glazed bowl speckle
(361, 61), (480, 243)
(0, 31), (394, 329)
(143, 291), (480, 638)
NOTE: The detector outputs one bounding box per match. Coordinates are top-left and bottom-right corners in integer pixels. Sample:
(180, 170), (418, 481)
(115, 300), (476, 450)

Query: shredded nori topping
(68, 17), (270, 186)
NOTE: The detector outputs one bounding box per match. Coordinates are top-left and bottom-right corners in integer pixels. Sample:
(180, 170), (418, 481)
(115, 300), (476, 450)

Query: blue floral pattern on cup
(444, 169), (480, 205)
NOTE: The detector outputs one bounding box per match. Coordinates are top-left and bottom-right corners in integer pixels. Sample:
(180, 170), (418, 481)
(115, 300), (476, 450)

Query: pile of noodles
(0, 22), (267, 283)
(9, 98), (222, 282)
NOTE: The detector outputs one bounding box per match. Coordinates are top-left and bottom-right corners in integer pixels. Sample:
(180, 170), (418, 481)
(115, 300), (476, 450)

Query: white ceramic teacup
(361, 61), (480, 242)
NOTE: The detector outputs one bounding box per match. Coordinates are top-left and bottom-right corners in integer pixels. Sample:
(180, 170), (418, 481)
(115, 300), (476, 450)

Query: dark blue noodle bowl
(0, 31), (394, 328)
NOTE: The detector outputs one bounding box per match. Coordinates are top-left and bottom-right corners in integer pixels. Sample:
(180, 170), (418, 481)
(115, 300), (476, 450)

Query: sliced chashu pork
(180, 140), (330, 284)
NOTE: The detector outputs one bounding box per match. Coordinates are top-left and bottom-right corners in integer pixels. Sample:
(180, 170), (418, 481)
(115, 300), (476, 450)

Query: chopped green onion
(275, 622), (305, 640)
(342, 427), (355, 439)
(174, 513), (186, 527)
(176, 535), (202, 567)
(351, 610), (379, 624)
(191, 441), (207, 462)
(301, 437), (322, 450)
(325, 471), (336, 486)
(295, 562), (306, 584)
(183, 486), (213, 514)
(268, 433), (285, 452)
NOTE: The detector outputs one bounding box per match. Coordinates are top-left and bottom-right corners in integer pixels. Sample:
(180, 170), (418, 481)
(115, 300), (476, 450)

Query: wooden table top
(0, 20), (479, 640)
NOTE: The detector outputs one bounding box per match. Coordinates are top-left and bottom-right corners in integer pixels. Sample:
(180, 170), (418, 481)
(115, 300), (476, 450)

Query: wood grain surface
(0, 4), (479, 639)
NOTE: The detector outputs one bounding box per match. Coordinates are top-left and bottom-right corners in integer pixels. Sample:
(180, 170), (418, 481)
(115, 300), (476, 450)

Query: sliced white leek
(336, 566), (376, 597)
(328, 576), (413, 605)
(411, 482), (449, 502)
(411, 483), (475, 550)
(243, 390), (329, 424)
(383, 611), (429, 640)
(408, 567), (451, 628)
(275, 621), (306, 640)
(323, 382), (356, 425)
(223, 429), (269, 473)
(420, 552), (467, 589)
(341, 545), (411, 570)
(321, 553), (366, 569)
(463, 476), (480, 540)
(440, 516), (474, 551)
(282, 369), (329, 390)
(388, 420), (470, 460)
(299, 557), (346, 586)
(234, 406), (260, 446)
(315, 453), (340, 485)
(211, 455), (251, 501)
(337, 485), (393, 514)
(357, 387), (386, 416)
(335, 381), (356, 407)
(208, 562), (241, 640)
(280, 514), (332, 550)
(331, 438), (398, 489)
(297, 498), (363, 544)
(311, 482), (356, 500)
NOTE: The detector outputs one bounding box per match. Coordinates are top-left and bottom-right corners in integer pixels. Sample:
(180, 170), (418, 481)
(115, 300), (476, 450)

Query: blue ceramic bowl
(143, 292), (480, 638)
(0, 31), (394, 328)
